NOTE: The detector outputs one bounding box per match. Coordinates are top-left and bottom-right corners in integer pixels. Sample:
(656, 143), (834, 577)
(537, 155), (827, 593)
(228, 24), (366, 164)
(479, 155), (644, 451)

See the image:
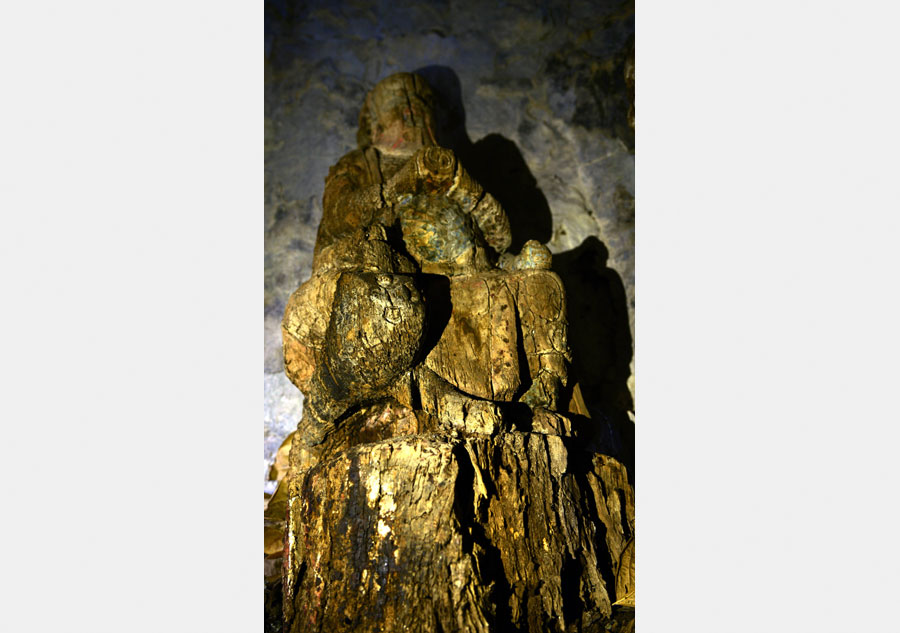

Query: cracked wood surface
(283, 433), (633, 633)
(273, 72), (635, 633)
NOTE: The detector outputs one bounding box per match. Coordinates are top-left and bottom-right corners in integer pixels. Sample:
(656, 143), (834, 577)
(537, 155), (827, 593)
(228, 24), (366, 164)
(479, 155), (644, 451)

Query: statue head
(398, 194), (482, 274)
(358, 73), (438, 156)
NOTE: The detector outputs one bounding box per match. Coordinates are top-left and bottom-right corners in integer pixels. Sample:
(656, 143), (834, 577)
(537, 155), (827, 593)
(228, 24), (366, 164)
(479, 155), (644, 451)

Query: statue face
(364, 74), (437, 156)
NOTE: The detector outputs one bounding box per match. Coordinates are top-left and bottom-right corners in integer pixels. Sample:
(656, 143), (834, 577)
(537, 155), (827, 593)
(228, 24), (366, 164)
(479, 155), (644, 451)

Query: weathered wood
(283, 432), (633, 633)
(276, 72), (635, 632)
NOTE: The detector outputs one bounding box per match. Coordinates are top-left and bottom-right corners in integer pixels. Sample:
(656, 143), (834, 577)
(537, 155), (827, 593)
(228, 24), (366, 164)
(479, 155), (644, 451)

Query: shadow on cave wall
(414, 65), (553, 254)
(553, 237), (634, 479)
(417, 65), (634, 477)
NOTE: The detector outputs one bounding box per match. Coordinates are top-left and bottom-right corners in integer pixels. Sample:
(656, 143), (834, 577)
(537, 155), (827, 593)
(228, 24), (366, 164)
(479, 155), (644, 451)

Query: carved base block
(283, 432), (633, 633)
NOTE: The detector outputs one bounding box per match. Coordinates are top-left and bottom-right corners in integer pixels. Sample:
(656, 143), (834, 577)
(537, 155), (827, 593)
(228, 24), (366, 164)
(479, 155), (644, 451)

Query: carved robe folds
(424, 270), (567, 408)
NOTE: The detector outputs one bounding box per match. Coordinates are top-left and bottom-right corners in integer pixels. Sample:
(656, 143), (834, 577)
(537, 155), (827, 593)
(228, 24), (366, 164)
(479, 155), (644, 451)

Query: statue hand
(415, 146), (457, 184)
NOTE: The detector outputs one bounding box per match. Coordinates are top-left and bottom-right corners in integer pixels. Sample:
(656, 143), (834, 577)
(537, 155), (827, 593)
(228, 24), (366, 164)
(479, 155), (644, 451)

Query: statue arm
(316, 151), (387, 253)
(389, 147), (513, 254)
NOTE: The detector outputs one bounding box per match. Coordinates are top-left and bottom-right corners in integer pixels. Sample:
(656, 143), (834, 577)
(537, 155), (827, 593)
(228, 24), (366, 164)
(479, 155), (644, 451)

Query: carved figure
(283, 73), (568, 454)
(282, 72), (570, 452)
(276, 71), (635, 633)
(313, 73), (511, 261)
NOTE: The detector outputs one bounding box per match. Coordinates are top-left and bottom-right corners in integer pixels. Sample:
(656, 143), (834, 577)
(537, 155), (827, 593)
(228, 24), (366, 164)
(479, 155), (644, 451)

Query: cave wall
(264, 0), (635, 484)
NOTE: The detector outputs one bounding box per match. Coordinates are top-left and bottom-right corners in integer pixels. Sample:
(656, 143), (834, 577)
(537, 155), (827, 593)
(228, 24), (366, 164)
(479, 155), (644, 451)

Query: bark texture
(273, 72), (635, 632)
